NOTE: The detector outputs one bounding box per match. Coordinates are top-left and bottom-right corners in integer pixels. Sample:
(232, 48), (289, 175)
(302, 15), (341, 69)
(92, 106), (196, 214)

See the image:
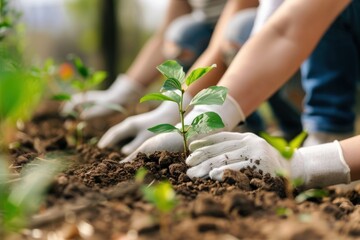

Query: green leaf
(161, 78), (182, 92)
(187, 112), (224, 139)
(289, 131), (308, 149)
(190, 86), (228, 106)
(157, 60), (185, 84)
(89, 71), (107, 87)
(148, 124), (179, 134)
(69, 55), (89, 78)
(295, 189), (328, 203)
(142, 181), (177, 213)
(140, 93), (178, 103)
(260, 132), (288, 150)
(52, 93), (71, 101)
(135, 167), (148, 183)
(70, 79), (86, 91)
(185, 64), (216, 86)
(163, 91), (181, 104)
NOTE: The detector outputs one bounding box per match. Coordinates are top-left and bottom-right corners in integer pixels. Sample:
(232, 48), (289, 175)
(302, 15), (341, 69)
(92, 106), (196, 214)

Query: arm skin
(126, 0), (192, 87)
(186, 0), (259, 96)
(217, 0), (351, 116)
(340, 136), (360, 181)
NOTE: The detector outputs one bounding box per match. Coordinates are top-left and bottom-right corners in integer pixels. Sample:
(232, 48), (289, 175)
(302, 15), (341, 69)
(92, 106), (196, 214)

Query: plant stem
(179, 90), (188, 158)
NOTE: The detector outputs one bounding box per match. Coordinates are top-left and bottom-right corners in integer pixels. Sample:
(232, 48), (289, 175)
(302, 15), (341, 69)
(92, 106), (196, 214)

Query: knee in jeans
(163, 40), (196, 65)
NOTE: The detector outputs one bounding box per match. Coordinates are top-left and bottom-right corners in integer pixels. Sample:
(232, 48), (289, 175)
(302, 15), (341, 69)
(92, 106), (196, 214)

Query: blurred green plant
(0, 0), (21, 41)
(0, 156), (65, 235)
(140, 60), (227, 156)
(260, 131), (308, 198)
(135, 167), (177, 238)
(260, 131), (308, 159)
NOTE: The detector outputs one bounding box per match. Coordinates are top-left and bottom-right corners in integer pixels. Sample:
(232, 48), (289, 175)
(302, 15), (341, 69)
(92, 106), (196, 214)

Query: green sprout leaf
(161, 78), (182, 92)
(52, 93), (71, 101)
(190, 86), (228, 106)
(135, 167), (148, 184)
(142, 181), (177, 213)
(71, 56), (89, 78)
(185, 64), (216, 86)
(148, 124), (179, 134)
(157, 60), (185, 84)
(140, 92), (178, 103)
(89, 71), (107, 87)
(289, 131), (308, 149)
(295, 189), (329, 203)
(187, 112), (224, 139)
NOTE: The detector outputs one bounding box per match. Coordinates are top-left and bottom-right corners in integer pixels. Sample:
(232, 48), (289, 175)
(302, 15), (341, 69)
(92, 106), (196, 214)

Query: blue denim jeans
(226, 8), (303, 138)
(164, 14), (216, 71)
(301, 1), (360, 134)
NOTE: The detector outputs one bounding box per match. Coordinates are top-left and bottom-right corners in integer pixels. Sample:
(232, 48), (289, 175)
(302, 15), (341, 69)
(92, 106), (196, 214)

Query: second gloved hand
(61, 74), (144, 119)
(186, 132), (351, 189)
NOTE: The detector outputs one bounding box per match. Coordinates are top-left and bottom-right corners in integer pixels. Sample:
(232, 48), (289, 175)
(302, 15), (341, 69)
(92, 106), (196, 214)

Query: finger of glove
(121, 131), (154, 155)
(61, 92), (106, 116)
(121, 133), (183, 162)
(80, 105), (113, 120)
(209, 162), (250, 181)
(186, 140), (242, 166)
(97, 120), (138, 148)
(189, 132), (246, 152)
(186, 150), (245, 178)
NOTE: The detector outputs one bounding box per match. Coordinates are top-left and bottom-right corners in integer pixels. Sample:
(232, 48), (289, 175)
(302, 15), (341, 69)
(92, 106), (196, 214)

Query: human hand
(61, 74), (144, 119)
(186, 132), (290, 179)
(97, 93), (192, 155)
(116, 94), (246, 161)
(186, 132), (351, 189)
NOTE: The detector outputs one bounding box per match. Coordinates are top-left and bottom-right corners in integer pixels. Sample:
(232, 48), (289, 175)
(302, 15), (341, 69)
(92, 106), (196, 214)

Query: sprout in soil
(136, 167), (177, 240)
(260, 131), (308, 197)
(49, 55), (124, 146)
(140, 60), (228, 157)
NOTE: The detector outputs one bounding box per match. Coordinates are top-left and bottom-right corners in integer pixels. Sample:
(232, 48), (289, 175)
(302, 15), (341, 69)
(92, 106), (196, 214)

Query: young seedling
(140, 60), (228, 156)
(260, 131), (308, 198)
(135, 167), (177, 239)
(50, 55), (124, 146)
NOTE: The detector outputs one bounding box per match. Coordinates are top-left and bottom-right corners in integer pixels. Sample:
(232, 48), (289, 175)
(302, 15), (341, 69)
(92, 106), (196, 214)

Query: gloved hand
(97, 92), (193, 155)
(117, 94), (245, 161)
(186, 132), (351, 189)
(61, 74), (144, 119)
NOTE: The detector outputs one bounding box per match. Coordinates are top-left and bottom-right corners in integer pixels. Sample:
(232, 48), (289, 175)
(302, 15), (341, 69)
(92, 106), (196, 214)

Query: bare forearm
(218, 0), (350, 116)
(126, 0), (191, 87)
(340, 135), (360, 181)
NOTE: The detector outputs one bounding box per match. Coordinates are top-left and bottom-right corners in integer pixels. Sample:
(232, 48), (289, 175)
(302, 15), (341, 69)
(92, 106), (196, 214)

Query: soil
(3, 101), (360, 240)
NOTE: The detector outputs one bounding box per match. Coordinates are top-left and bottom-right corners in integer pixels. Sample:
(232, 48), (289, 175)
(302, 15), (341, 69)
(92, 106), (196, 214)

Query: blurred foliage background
(14, 0), (168, 87)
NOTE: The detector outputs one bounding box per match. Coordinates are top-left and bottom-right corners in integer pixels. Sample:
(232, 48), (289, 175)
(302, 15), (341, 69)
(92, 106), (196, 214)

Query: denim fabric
(301, 1), (360, 134)
(164, 14), (216, 71)
(226, 8), (302, 138)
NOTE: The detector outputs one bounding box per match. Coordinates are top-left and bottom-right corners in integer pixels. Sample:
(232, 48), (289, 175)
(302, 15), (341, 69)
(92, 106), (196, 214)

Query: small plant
(135, 167), (177, 239)
(260, 131), (308, 198)
(140, 60), (228, 156)
(260, 131), (308, 159)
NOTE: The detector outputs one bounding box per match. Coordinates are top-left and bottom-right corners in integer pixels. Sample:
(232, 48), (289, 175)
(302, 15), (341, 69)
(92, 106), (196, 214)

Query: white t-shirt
(251, 0), (284, 35)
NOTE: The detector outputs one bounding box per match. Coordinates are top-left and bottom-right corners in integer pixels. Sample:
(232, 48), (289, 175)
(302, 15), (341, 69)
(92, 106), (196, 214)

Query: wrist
(291, 141), (351, 189)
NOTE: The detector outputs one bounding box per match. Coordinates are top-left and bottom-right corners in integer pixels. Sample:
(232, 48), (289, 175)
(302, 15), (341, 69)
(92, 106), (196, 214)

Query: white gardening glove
(61, 74), (144, 119)
(97, 93), (193, 155)
(119, 94), (246, 162)
(186, 132), (351, 189)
